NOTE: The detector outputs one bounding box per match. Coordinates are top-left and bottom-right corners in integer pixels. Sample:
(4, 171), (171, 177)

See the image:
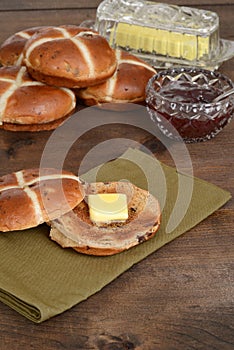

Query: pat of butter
(88, 193), (128, 224)
(110, 23), (210, 61)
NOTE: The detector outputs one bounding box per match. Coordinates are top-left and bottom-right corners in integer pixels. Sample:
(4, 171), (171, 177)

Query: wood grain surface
(0, 1), (233, 349)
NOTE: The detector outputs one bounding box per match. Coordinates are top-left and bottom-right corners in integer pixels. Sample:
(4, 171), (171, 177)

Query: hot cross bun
(0, 168), (84, 232)
(0, 26), (50, 66)
(0, 65), (76, 131)
(23, 25), (117, 88)
(75, 50), (156, 106)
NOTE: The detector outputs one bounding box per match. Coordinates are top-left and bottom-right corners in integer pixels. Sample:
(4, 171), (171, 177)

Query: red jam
(149, 80), (233, 142)
(158, 81), (222, 103)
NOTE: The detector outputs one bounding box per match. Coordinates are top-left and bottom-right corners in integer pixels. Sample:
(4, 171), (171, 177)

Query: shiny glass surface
(94, 0), (233, 69)
(146, 67), (234, 143)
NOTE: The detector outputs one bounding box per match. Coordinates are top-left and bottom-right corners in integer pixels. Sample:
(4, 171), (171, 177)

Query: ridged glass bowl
(146, 67), (234, 143)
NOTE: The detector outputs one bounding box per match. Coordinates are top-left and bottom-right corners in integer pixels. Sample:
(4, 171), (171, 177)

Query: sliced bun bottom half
(50, 181), (161, 256)
(0, 113), (71, 132)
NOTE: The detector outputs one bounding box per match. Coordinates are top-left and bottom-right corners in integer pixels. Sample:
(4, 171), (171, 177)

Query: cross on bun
(50, 181), (161, 256)
(75, 50), (156, 106)
(0, 26), (50, 66)
(0, 168), (84, 232)
(0, 66), (76, 131)
(23, 25), (117, 88)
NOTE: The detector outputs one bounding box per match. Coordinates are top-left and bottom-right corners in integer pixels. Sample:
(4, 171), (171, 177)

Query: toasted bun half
(23, 25), (117, 88)
(75, 50), (156, 106)
(50, 181), (161, 256)
(0, 66), (76, 130)
(0, 168), (84, 232)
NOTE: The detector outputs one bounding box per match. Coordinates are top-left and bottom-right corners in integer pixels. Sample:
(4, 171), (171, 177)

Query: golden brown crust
(75, 50), (156, 106)
(50, 181), (161, 256)
(0, 66), (76, 127)
(0, 26), (50, 66)
(0, 168), (84, 232)
(23, 25), (117, 88)
(0, 111), (72, 132)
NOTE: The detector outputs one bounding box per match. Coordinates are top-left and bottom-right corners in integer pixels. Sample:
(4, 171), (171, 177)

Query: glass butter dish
(92, 0), (234, 70)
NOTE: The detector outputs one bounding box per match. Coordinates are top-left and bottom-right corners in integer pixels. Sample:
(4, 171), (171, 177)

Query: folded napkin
(0, 148), (231, 323)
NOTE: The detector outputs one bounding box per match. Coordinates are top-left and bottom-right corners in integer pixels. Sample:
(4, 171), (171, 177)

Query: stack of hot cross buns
(0, 25), (156, 131)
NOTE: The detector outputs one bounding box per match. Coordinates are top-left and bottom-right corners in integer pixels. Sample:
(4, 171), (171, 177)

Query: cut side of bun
(0, 168), (84, 232)
(50, 181), (161, 256)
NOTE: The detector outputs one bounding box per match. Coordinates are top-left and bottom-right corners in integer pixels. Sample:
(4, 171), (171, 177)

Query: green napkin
(0, 148), (231, 323)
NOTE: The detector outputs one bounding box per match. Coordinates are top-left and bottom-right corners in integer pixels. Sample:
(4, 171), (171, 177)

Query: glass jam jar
(146, 67), (234, 143)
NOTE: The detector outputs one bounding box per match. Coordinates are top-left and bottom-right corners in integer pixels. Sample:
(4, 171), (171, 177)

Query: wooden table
(0, 1), (233, 349)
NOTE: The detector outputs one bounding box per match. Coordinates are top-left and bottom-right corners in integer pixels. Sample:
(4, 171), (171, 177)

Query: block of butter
(88, 193), (128, 224)
(95, 0), (220, 68)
